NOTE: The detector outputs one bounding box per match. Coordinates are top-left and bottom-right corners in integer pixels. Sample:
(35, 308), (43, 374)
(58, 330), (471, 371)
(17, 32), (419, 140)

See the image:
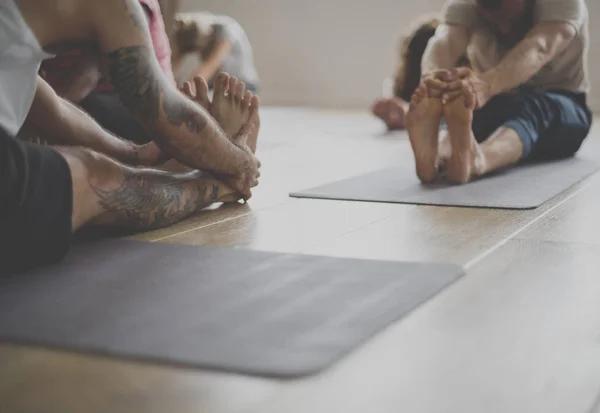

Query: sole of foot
(212, 72), (260, 153)
(442, 88), (480, 184)
(372, 98), (408, 130)
(406, 85), (443, 183)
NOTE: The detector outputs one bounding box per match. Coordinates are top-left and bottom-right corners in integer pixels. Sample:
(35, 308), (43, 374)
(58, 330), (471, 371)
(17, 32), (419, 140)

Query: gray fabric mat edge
(290, 156), (600, 210)
(0, 240), (465, 378)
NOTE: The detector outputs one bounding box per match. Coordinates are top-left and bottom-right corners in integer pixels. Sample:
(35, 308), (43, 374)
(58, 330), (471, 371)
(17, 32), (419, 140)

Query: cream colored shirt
(443, 0), (589, 93)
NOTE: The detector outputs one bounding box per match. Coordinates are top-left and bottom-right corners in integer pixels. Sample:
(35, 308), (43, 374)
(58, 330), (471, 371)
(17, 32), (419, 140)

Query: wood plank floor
(1, 108), (600, 413)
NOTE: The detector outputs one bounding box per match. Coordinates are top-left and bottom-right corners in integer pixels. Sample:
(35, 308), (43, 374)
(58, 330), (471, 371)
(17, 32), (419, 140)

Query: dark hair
(393, 16), (440, 101)
(174, 19), (200, 54)
(478, 0), (502, 10)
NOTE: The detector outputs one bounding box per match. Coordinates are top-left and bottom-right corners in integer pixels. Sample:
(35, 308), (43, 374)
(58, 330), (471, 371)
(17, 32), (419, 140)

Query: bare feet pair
(180, 72), (261, 202)
(371, 97), (409, 130)
(181, 73), (260, 153)
(406, 82), (485, 184)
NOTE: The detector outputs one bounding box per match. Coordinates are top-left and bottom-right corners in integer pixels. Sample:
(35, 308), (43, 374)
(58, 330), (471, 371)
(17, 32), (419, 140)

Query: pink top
(41, 0), (175, 93)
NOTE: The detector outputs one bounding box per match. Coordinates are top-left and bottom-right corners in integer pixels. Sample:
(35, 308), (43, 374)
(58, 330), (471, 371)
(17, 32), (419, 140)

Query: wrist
(481, 69), (502, 98)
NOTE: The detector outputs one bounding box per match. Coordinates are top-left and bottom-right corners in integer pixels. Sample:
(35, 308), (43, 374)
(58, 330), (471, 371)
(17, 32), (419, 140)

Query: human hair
(173, 12), (214, 54)
(393, 15), (441, 101)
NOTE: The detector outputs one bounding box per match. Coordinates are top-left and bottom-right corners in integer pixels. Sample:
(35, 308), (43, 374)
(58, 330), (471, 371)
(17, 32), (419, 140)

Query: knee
(55, 147), (124, 229)
(57, 147), (120, 187)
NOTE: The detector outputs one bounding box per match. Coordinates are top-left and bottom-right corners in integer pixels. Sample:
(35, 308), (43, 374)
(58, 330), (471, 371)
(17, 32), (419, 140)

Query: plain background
(180, 0), (599, 111)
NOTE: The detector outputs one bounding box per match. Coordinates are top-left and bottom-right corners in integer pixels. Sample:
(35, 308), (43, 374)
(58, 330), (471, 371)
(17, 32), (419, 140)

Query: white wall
(181, 0), (600, 111)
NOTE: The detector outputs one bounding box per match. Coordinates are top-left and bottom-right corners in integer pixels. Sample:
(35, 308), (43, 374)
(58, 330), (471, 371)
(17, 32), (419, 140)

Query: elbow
(533, 25), (576, 61)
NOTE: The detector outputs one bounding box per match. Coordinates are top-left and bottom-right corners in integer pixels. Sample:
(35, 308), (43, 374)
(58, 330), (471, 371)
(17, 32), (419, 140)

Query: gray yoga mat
(290, 156), (599, 209)
(0, 240), (463, 378)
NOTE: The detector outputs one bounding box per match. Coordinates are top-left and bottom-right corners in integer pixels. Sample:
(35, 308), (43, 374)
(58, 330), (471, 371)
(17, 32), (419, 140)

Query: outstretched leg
(443, 86), (530, 183)
(406, 83), (443, 183)
(59, 147), (240, 232)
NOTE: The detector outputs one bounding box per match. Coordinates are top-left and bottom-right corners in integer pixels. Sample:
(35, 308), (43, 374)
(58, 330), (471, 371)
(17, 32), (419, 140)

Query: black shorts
(79, 92), (151, 145)
(471, 88), (593, 160)
(0, 129), (73, 275)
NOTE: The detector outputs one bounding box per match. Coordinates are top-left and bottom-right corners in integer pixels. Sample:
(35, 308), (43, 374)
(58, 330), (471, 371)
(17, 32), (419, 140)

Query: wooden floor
(2, 107), (600, 413)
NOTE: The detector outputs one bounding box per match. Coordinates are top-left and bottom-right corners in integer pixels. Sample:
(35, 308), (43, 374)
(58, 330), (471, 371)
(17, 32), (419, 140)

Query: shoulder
(534, 0), (587, 32)
(442, 0), (480, 29)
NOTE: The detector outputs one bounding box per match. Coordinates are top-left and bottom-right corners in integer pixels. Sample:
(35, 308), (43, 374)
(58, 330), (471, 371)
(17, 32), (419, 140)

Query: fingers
(451, 67), (473, 79)
(441, 90), (463, 104)
(423, 77), (448, 90)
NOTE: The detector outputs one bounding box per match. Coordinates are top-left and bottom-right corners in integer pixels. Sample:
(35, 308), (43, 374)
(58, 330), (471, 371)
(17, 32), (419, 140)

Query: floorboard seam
(463, 177), (595, 270)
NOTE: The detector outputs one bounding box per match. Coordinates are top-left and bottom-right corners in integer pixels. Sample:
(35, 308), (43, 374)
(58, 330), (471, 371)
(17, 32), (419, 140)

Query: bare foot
(212, 72), (260, 153)
(442, 86), (485, 184)
(406, 84), (443, 183)
(371, 97), (409, 130)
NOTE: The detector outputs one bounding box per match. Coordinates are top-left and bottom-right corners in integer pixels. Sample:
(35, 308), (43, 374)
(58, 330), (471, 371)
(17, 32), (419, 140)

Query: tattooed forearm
(108, 46), (162, 124)
(105, 43), (244, 175)
(107, 45), (208, 139)
(163, 98), (209, 134)
(90, 167), (221, 230)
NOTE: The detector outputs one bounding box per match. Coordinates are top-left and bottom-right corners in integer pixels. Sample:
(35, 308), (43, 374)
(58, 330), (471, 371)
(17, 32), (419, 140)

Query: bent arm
(421, 24), (471, 74)
(189, 38), (232, 82)
(22, 76), (141, 164)
(483, 22), (577, 95)
(91, 0), (248, 176)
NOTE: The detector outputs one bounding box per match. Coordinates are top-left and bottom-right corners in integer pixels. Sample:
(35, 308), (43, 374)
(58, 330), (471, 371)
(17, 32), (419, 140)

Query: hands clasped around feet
(181, 72), (261, 201)
(406, 68), (487, 184)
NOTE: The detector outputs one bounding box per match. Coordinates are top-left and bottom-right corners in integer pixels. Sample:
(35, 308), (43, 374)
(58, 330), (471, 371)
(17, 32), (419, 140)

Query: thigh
(471, 93), (528, 143)
(528, 93), (592, 161)
(79, 92), (151, 145)
(0, 130), (73, 275)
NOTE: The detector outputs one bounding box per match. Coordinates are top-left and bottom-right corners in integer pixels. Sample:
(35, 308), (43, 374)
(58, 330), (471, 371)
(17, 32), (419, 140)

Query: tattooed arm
(89, 0), (257, 181)
(22, 76), (160, 165)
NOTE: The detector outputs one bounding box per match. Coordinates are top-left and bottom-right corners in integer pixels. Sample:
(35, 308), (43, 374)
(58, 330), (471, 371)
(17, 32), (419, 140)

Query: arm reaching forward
(482, 22), (577, 96)
(421, 23), (471, 75)
(21, 76), (160, 165)
(89, 0), (258, 183)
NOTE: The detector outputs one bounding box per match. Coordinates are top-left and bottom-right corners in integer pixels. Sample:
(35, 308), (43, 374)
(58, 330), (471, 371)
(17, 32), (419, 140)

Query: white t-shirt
(0, 0), (49, 135)
(443, 0), (589, 93)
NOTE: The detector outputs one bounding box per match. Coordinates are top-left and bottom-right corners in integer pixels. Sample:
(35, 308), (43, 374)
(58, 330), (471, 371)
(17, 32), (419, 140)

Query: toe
(228, 77), (239, 99)
(214, 72), (230, 97)
(242, 90), (253, 107)
(250, 95), (260, 109)
(193, 76), (211, 110)
(235, 81), (245, 102)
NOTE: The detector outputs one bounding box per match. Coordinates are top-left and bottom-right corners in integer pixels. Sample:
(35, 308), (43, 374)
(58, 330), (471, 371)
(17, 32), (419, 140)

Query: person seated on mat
(171, 12), (260, 94)
(371, 16), (471, 131)
(372, 16), (441, 131)
(406, 0), (591, 184)
(38, 0), (174, 145)
(0, 0), (261, 275)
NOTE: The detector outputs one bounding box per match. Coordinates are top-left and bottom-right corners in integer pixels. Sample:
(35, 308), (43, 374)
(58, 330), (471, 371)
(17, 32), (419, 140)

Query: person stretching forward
(0, 0), (260, 274)
(407, 0), (591, 184)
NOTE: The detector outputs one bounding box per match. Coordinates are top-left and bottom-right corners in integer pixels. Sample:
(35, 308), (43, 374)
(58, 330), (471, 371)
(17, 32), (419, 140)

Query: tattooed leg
(56, 147), (240, 232)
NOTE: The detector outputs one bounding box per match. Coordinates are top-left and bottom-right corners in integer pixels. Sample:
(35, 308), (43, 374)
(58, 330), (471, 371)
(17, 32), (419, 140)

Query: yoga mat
(290, 157), (599, 209)
(0, 240), (463, 378)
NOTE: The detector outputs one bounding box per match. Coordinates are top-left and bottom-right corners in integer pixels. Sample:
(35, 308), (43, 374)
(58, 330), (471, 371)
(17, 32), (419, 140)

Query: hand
(226, 119), (261, 201)
(441, 67), (493, 109)
(135, 141), (169, 166)
(420, 69), (458, 97)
